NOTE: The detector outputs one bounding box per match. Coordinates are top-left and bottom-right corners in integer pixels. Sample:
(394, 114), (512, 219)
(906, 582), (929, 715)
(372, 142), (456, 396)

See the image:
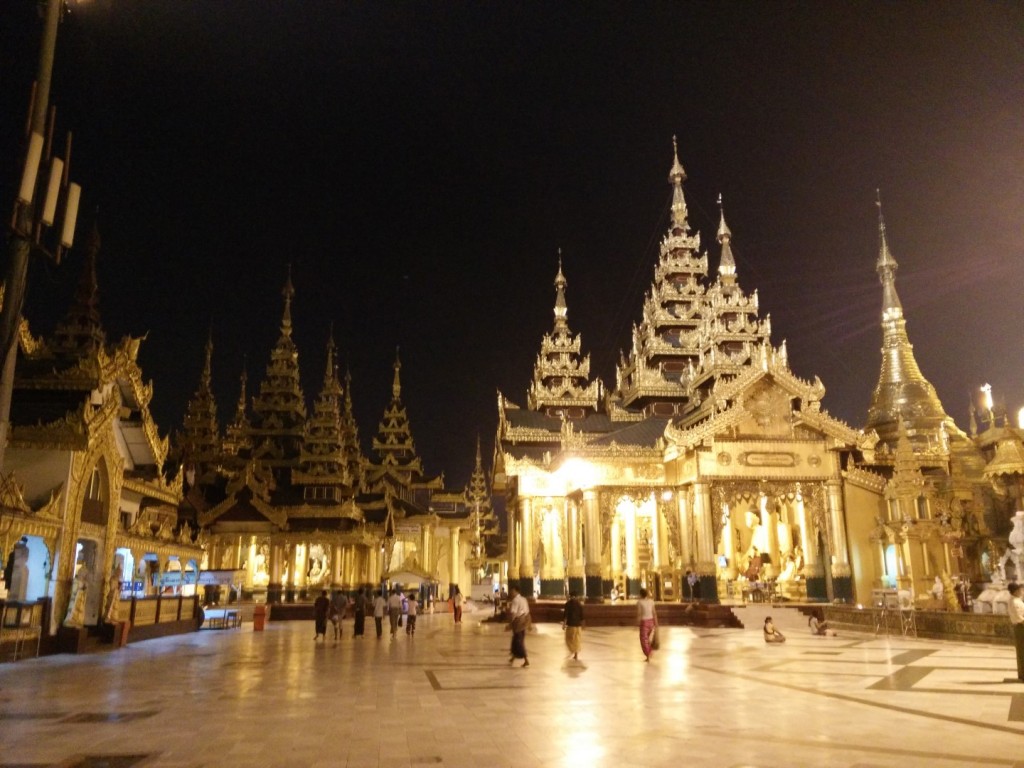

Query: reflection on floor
(0, 602), (1021, 768)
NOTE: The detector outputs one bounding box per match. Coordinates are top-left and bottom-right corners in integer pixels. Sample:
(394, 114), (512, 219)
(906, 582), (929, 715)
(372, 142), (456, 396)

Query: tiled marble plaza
(1, 602), (1022, 768)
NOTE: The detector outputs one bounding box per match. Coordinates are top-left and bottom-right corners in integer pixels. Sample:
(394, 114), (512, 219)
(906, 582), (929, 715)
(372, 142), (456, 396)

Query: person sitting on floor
(809, 614), (837, 637)
(763, 616), (786, 644)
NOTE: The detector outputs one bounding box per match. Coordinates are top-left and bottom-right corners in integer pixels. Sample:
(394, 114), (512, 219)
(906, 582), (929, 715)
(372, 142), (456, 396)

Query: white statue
(104, 567), (122, 624)
(64, 560), (90, 628)
(931, 575), (944, 601)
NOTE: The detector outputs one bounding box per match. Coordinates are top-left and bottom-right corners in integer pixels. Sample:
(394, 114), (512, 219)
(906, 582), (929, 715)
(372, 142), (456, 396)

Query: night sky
(2, 2), (1022, 488)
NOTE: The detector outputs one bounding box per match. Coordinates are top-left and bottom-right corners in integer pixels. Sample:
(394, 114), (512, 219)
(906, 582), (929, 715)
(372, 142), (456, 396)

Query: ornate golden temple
(3, 139), (1023, 655)
(497, 139), (1015, 608)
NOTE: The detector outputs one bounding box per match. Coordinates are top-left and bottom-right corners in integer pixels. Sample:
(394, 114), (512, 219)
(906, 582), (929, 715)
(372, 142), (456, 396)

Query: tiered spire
(223, 364), (251, 456)
(716, 194), (736, 282)
(339, 368), (365, 491)
(527, 253), (600, 417)
(615, 138), (708, 415)
(298, 332), (347, 484)
(179, 332), (221, 473)
(668, 135), (689, 232)
(247, 270), (307, 470)
(865, 197), (951, 455)
(371, 349), (423, 477)
(686, 194), (773, 400)
(51, 223), (105, 356)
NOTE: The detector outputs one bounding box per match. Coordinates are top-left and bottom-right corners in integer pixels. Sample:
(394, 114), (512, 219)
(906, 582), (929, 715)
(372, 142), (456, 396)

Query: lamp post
(0, 0), (82, 472)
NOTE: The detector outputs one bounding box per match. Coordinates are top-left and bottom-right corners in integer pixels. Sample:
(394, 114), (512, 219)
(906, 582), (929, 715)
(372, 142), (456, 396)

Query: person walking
(388, 588), (404, 639)
(353, 587), (367, 637)
(329, 590), (348, 642)
(507, 585), (530, 667)
(373, 589), (387, 639)
(313, 590), (330, 642)
(1008, 583), (1024, 681)
(636, 587), (658, 661)
(562, 592), (584, 660)
(452, 586), (464, 624)
(406, 593), (418, 635)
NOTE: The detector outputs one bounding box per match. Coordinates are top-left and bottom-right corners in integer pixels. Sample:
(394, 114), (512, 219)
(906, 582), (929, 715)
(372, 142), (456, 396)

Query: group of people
(310, 586), (472, 643)
(549, 587), (660, 665)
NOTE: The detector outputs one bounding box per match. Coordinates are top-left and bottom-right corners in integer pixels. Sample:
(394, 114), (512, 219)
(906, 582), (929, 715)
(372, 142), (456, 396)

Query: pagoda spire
(716, 194), (737, 283)
(180, 330), (221, 473)
(223, 361), (251, 456)
(52, 221), (105, 355)
(668, 134), (689, 232)
(372, 348), (424, 477)
(865, 195), (951, 454)
(281, 264), (295, 337)
(528, 254), (600, 416)
(299, 331), (346, 482)
(553, 250), (568, 332)
(340, 367), (365, 490)
(248, 271), (307, 470)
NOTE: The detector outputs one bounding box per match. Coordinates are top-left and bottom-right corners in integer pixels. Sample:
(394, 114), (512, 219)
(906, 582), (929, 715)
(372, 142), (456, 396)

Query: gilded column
(610, 514), (621, 592)
(268, 542), (283, 603)
(332, 543), (343, 587)
(677, 492), (692, 569)
(720, 505), (737, 580)
(449, 527), (462, 596)
(827, 479), (852, 600)
(692, 481), (719, 603)
(540, 506), (564, 597)
(582, 490), (602, 601)
(567, 497), (585, 597)
(623, 504), (639, 597)
(518, 498), (535, 597)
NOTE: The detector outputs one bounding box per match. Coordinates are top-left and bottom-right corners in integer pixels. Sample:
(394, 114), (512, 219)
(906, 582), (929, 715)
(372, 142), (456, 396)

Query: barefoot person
(562, 592), (584, 660)
(507, 585), (530, 667)
(763, 615), (786, 643)
(313, 590), (330, 642)
(636, 588), (658, 661)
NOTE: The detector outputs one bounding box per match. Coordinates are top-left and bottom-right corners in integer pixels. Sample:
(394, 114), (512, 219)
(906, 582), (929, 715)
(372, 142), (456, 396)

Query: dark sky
(2, 2), (1022, 488)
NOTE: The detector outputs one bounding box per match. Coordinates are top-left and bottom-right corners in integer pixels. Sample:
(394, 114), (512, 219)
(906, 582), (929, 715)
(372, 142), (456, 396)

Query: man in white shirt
(1008, 583), (1024, 681)
(372, 591), (387, 640)
(507, 585), (530, 667)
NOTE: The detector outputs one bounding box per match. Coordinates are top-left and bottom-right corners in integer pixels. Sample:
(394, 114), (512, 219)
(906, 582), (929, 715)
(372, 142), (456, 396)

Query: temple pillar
(420, 526), (433, 576)
(720, 504), (737, 580)
(623, 502), (640, 598)
(677, 492), (692, 569)
(332, 543), (343, 587)
(567, 498), (585, 597)
(540, 505), (564, 597)
(763, 497), (780, 577)
(507, 507), (519, 591)
(582, 490), (602, 602)
(449, 527), (462, 595)
(267, 542), (283, 603)
(518, 498), (535, 597)
(610, 513), (622, 593)
(693, 481), (719, 603)
(827, 479), (853, 601)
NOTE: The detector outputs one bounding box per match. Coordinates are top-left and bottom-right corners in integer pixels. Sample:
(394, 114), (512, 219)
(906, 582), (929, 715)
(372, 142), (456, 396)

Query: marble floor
(1, 602), (1022, 768)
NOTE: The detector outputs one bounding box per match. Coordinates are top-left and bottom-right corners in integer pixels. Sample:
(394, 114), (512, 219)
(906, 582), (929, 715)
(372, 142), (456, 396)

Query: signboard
(196, 569), (245, 586)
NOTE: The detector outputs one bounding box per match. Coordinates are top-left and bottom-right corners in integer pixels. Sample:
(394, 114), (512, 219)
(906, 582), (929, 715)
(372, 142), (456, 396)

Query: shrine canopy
(385, 566), (436, 590)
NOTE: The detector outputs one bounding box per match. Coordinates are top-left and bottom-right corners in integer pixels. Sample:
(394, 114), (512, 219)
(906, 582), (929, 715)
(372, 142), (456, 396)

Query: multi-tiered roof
(248, 272), (307, 475)
(527, 255), (601, 418)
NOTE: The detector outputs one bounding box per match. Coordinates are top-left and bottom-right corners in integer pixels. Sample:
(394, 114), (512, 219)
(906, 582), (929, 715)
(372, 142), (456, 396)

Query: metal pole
(0, 0), (63, 472)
